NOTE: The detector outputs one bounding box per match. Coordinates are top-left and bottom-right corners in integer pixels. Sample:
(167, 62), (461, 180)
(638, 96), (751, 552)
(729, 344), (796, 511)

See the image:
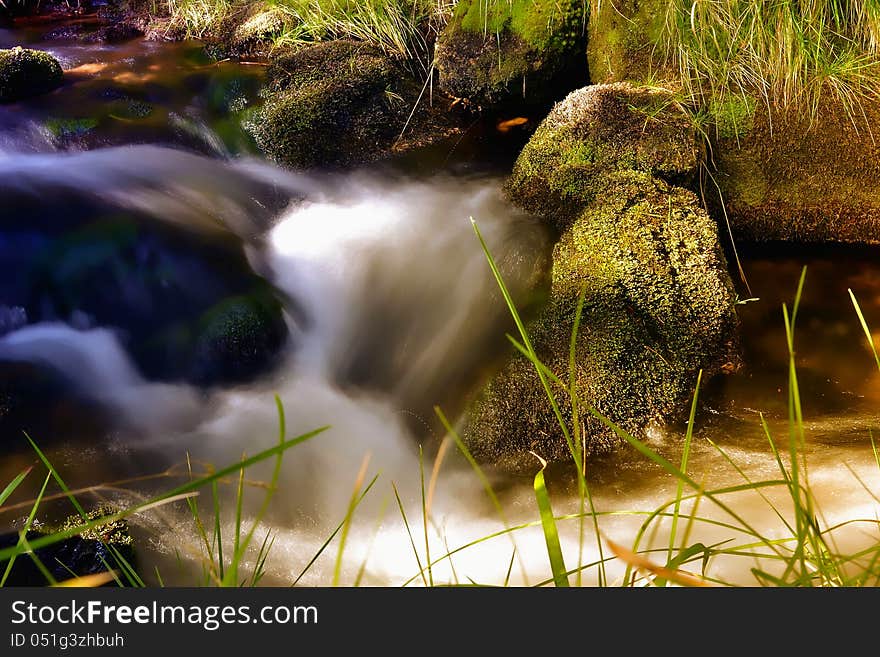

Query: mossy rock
(465, 179), (739, 469)
(506, 83), (699, 230)
(0, 47), (63, 103)
(189, 290), (288, 385)
(711, 97), (880, 243)
(0, 509), (136, 586)
(586, 0), (670, 84)
(434, 0), (588, 108)
(248, 40), (406, 168)
(464, 81), (737, 469)
(16, 213), (288, 386)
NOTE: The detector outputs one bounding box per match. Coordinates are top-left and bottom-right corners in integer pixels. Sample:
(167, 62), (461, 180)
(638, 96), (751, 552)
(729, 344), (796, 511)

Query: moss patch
(190, 289), (288, 385)
(506, 82), (699, 230)
(435, 0), (587, 107)
(0, 47), (63, 103)
(586, 0), (670, 84)
(464, 82), (738, 468)
(247, 40), (405, 168)
(712, 96), (880, 243)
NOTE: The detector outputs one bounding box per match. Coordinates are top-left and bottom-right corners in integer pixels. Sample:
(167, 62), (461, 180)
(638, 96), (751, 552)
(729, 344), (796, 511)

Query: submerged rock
(0, 147), (291, 387)
(0, 510), (136, 586)
(248, 40), (408, 169)
(435, 0), (588, 108)
(465, 83), (739, 469)
(711, 97), (880, 243)
(0, 47), (63, 103)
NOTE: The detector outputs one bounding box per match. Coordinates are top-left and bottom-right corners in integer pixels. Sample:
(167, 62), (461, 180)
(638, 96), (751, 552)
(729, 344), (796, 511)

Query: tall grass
(658, 0), (880, 121)
(269, 0), (446, 68)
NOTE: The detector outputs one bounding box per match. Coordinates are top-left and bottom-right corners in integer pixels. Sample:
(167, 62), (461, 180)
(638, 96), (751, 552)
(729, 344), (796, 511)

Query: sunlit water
(1, 21), (879, 587)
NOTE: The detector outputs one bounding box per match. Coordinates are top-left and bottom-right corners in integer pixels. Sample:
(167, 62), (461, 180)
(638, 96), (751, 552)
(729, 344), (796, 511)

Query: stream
(1, 20), (879, 587)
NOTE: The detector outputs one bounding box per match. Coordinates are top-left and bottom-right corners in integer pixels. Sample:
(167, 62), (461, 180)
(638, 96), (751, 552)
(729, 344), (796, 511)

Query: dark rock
(0, 47), (63, 103)
(435, 0), (588, 109)
(248, 40), (408, 169)
(0, 147), (291, 387)
(0, 510), (135, 586)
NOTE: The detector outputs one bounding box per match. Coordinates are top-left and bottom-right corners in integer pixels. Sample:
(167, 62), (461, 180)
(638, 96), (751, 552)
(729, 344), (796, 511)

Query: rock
(0, 147), (291, 387)
(506, 83), (700, 228)
(83, 22), (144, 44)
(19, 215), (287, 385)
(0, 510), (135, 586)
(464, 83), (739, 469)
(248, 40), (408, 169)
(586, 0), (669, 84)
(0, 306), (26, 336)
(711, 96), (880, 243)
(0, 47), (63, 103)
(435, 0), (587, 108)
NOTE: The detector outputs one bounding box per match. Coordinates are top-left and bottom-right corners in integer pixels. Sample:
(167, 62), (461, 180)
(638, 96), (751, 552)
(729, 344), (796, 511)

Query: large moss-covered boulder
(465, 83), (739, 469)
(711, 97), (880, 243)
(586, 0), (670, 84)
(248, 40), (407, 168)
(0, 47), (63, 103)
(507, 83), (699, 227)
(434, 0), (587, 108)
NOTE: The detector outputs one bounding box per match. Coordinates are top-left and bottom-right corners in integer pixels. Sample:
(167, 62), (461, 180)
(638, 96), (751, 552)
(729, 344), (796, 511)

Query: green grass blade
(332, 457), (374, 587)
(0, 467), (32, 507)
(419, 446), (433, 587)
(2, 471), (52, 586)
(354, 495), (390, 588)
(0, 427), (327, 564)
(532, 454), (569, 587)
(393, 481), (427, 587)
(292, 473), (378, 586)
(849, 288), (880, 372)
(668, 370), (702, 571)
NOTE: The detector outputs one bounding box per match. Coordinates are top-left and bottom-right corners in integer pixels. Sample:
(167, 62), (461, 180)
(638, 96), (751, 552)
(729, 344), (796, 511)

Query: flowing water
(1, 20), (879, 587)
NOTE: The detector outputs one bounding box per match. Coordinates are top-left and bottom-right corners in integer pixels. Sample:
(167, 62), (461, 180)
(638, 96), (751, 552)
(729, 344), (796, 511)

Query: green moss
(465, 81), (739, 468)
(0, 47), (63, 103)
(58, 508), (133, 547)
(191, 288), (287, 385)
(465, 179), (739, 467)
(710, 95), (757, 141)
(712, 96), (880, 243)
(45, 117), (99, 141)
(436, 0), (587, 106)
(456, 0), (583, 49)
(506, 83), (698, 230)
(587, 0), (669, 84)
(248, 40), (403, 168)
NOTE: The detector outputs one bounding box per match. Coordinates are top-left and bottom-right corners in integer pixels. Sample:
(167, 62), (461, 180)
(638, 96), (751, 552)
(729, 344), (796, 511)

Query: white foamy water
(1, 147), (879, 587)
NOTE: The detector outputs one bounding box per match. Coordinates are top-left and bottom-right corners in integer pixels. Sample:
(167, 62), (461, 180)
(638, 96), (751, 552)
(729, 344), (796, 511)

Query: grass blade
(0, 467), (32, 507)
(531, 453), (569, 587)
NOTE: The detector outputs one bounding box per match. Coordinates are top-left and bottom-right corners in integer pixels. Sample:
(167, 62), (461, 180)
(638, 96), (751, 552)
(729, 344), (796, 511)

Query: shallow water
(1, 21), (879, 587)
